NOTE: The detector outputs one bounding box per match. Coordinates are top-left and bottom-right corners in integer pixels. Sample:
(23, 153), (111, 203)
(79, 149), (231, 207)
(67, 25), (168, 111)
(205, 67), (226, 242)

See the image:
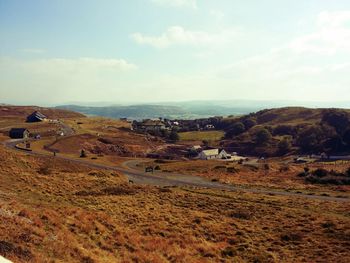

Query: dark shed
(26, 111), (47, 122)
(9, 128), (30, 139)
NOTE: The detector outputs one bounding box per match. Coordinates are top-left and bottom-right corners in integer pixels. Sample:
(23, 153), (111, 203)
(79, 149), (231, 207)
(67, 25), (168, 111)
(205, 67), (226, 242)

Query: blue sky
(1, 0), (350, 105)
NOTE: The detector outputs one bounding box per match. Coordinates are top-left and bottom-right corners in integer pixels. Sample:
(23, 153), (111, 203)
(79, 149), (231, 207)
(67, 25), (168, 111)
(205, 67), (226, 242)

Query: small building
(205, 124), (215, 130)
(26, 111), (47, 122)
(198, 149), (230, 160)
(199, 149), (219, 160)
(142, 120), (166, 132)
(9, 128), (30, 139)
(191, 145), (202, 152)
(217, 149), (230, 159)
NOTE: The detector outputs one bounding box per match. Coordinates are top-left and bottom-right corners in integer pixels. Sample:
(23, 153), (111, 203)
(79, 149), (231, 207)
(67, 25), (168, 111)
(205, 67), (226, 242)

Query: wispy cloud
(19, 48), (46, 54)
(9, 57), (138, 72)
(150, 0), (197, 9)
(289, 10), (350, 55)
(0, 57), (138, 104)
(131, 26), (237, 48)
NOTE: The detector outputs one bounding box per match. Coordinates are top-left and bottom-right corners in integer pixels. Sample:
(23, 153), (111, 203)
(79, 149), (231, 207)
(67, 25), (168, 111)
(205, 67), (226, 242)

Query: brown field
(144, 159), (350, 196)
(0, 106), (84, 119)
(39, 117), (165, 158)
(1, 145), (350, 262)
(1, 108), (350, 262)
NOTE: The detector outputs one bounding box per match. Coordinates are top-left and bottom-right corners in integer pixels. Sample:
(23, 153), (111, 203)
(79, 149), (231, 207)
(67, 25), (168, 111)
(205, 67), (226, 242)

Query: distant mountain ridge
(56, 100), (350, 120)
(55, 102), (264, 120)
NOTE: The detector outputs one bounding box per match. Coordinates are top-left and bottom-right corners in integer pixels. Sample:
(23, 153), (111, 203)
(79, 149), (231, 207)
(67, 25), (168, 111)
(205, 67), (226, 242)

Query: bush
(38, 165), (51, 175)
(80, 149), (87, 158)
(169, 130), (179, 142)
(277, 138), (292, 155)
(242, 118), (257, 130)
(154, 165), (161, 170)
(273, 125), (295, 136)
(227, 167), (238, 173)
(225, 122), (245, 138)
(312, 168), (328, 178)
(255, 128), (272, 146)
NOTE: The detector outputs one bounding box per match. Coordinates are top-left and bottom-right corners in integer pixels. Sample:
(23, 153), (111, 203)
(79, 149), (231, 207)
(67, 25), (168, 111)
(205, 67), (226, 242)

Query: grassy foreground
(1, 146), (350, 262)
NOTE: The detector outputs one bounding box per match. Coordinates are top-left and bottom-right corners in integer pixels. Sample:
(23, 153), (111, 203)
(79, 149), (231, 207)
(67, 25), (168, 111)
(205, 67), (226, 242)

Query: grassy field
(179, 130), (225, 141)
(1, 145), (350, 262)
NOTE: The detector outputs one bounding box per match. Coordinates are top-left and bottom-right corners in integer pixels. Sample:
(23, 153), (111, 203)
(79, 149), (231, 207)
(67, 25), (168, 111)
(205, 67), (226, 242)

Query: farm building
(191, 145), (202, 151)
(143, 120), (166, 132)
(198, 149), (230, 160)
(9, 128), (30, 139)
(26, 111), (47, 122)
(133, 119), (166, 132)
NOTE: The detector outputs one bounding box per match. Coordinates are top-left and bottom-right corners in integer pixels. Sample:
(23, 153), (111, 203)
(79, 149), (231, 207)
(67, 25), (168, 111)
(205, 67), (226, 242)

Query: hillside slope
(221, 107), (350, 156)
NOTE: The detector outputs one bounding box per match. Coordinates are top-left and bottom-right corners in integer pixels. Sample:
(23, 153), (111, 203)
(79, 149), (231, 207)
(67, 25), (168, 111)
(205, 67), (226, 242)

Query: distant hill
(221, 107), (350, 156)
(56, 100), (350, 120)
(0, 106), (85, 119)
(55, 102), (263, 120)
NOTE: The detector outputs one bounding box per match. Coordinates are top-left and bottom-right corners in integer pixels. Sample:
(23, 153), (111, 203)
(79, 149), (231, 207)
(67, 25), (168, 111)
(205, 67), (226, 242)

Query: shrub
(80, 149), (87, 158)
(227, 167), (238, 173)
(273, 125), (295, 136)
(277, 138), (292, 155)
(225, 122), (245, 138)
(169, 130), (179, 142)
(38, 165), (51, 175)
(242, 118), (257, 130)
(255, 128), (272, 146)
(154, 165), (161, 170)
(347, 167), (350, 177)
(221, 246), (236, 257)
(214, 165), (226, 170)
(312, 168), (328, 178)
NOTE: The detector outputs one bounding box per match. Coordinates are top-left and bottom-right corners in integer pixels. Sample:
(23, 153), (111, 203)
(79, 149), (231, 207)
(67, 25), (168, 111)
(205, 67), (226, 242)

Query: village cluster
(132, 117), (237, 161)
(8, 111), (65, 140)
(131, 117), (222, 133)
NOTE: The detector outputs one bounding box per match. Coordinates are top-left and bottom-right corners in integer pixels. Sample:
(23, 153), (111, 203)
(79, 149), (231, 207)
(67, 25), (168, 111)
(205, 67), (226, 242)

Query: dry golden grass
(146, 159), (350, 196)
(1, 145), (350, 262)
(179, 130), (225, 142)
(36, 117), (164, 158)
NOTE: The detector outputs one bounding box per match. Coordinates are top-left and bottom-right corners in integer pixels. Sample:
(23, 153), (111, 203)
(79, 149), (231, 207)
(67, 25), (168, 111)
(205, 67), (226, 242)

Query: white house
(217, 149), (230, 159)
(199, 149), (219, 160)
(191, 145), (202, 151)
(199, 149), (230, 160)
(205, 124), (215, 130)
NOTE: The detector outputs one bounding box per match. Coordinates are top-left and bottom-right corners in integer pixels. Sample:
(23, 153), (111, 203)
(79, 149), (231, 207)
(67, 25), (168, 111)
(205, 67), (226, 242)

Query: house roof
(201, 149), (219, 156)
(192, 145), (202, 150)
(9, 128), (29, 135)
(27, 111), (47, 120)
(143, 120), (165, 126)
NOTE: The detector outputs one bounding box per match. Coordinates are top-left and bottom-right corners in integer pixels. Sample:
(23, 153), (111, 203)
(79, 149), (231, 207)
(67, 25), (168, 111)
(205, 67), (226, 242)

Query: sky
(1, 0), (350, 106)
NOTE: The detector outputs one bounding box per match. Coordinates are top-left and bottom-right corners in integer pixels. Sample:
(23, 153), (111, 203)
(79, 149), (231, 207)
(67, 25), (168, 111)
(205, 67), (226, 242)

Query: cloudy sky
(1, 0), (350, 105)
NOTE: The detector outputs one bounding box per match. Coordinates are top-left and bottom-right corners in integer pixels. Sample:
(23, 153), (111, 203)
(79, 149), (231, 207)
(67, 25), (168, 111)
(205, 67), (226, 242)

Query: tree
(242, 118), (257, 130)
(343, 129), (350, 146)
(273, 125), (295, 136)
(169, 130), (179, 142)
(297, 125), (326, 153)
(225, 122), (245, 138)
(322, 110), (350, 135)
(323, 135), (345, 153)
(255, 128), (272, 145)
(277, 138), (292, 155)
(80, 149), (87, 158)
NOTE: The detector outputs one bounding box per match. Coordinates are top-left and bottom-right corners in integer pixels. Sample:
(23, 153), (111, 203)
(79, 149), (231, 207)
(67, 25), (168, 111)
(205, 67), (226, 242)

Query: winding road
(3, 138), (350, 202)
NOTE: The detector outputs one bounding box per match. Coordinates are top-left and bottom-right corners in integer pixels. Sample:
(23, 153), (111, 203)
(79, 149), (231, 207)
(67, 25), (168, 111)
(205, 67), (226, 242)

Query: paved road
(3, 139), (350, 202)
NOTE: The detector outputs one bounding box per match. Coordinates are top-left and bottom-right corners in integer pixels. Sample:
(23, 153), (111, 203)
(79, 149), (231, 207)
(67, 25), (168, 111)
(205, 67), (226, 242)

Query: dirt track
(3, 139), (350, 202)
